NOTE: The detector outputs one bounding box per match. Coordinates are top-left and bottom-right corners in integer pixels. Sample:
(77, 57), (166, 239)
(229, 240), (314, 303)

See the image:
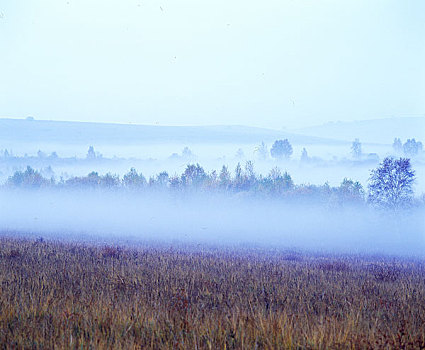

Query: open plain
(1, 237), (424, 349)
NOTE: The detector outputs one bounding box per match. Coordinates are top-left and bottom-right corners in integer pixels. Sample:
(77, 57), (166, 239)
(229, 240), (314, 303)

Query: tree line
(4, 157), (420, 210)
(2, 137), (423, 164)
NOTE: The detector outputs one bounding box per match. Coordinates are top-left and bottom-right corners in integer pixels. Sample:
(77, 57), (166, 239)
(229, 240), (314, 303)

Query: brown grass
(1, 237), (425, 349)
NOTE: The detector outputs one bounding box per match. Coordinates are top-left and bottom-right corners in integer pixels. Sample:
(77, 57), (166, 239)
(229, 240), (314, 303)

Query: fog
(1, 188), (424, 257)
(2, 141), (425, 193)
(1, 0), (425, 260)
(2, 118), (424, 193)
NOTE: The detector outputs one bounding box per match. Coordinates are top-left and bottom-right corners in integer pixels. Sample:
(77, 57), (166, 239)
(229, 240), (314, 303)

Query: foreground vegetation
(1, 237), (425, 349)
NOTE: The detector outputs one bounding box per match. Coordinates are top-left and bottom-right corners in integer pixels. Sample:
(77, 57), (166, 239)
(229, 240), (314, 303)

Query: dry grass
(1, 237), (425, 349)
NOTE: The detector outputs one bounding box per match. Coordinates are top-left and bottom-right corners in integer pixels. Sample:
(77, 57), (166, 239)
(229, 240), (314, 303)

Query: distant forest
(4, 156), (423, 211)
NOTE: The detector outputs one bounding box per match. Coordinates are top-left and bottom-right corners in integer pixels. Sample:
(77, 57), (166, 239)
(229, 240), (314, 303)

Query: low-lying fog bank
(1, 189), (424, 257)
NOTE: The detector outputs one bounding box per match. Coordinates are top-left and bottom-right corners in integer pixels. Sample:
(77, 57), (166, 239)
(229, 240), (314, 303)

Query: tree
(270, 139), (293, 160)
(149, 171), (169, 188)
(7, 166), (49, 188)
(181, 164), (207, 187)
(339, 178), (364, 203)
(255, 141), (268, 160)
(403, 139), (423, 157)
(234, 162), (243, 189)
(219, 165), (231, 189)
(182, 147), (194, 160)
(169, 175), (182, 190)
(235, 148), (245, 160)
(267, 167), (293, 194)
(156, 171), (169, 187)
(368, 157), (415, 210)
(100, 173), (120, 188)
(243, 160), (256, 189)
(207, 170), (219, 189)
(123, 168), (146, 188)
(392, 138), (402, 154)
(245, 161), (255, 180)
(87, 146), (96, 160)
(300, 148), (309, 162)
(351, 138), (362, 159)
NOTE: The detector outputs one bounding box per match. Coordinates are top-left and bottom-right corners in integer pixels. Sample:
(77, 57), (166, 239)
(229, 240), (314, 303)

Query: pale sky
(1, 0), (424, 129)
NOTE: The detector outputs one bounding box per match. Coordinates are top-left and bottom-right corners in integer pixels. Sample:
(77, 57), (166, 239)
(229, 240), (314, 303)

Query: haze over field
(1, 117), (424, 193)
(0, 1), (424, 256)
(0, 188), (424, 256)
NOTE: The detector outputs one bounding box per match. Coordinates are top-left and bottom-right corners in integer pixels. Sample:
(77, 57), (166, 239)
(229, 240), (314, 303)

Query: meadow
(1, 237), (425, 349)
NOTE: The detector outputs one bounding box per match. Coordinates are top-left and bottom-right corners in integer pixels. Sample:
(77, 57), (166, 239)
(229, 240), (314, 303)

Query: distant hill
(293, 117), (425, 144)
(0, 118), (343, 146)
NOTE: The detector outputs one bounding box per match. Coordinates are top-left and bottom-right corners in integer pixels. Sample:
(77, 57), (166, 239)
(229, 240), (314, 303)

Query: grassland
(1, 237), (425, 349)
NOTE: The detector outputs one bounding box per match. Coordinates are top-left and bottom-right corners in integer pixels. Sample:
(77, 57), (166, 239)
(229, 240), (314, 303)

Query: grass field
(1, 237), (425, 349)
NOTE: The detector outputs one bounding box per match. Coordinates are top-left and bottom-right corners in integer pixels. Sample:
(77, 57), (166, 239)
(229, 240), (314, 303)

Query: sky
(0, 0), (424, 129)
